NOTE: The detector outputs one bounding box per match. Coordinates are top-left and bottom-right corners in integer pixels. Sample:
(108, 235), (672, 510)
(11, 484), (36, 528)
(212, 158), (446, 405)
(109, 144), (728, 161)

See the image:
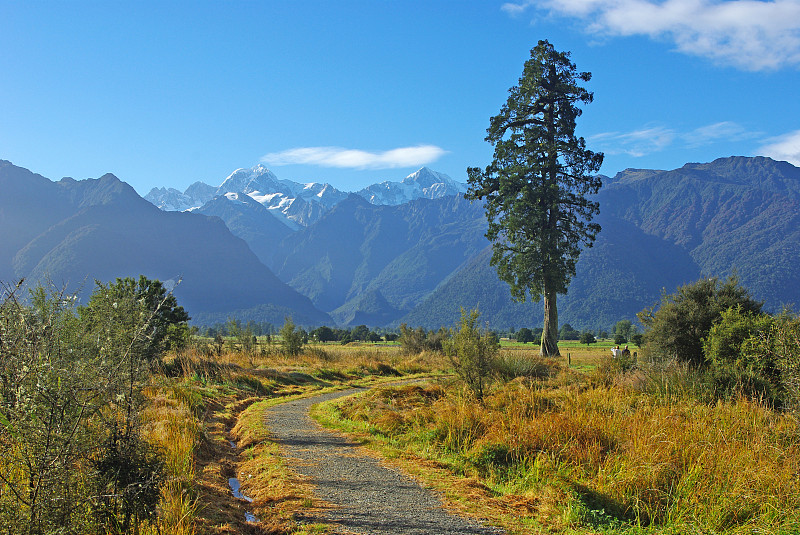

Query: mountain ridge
(4, 156), (799, 331)
(0, 160), (330, 325)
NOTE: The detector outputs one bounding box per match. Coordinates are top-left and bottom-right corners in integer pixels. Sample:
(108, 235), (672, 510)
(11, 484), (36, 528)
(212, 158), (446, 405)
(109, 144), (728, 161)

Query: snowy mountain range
(144, 165), (467, 228)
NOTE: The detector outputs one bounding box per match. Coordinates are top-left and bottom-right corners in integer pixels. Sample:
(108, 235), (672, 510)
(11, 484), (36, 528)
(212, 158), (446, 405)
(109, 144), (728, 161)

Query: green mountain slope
(600, 156), (800, 311)
(0, 160), (329, 325)
(273, 194), (487, 323)
(402, 157), (800, 329)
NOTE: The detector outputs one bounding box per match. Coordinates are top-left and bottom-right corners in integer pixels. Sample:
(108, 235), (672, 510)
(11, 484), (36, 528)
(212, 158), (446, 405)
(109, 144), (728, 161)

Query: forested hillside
(2, 156), (798, 331)
(0, 160), (329, 325)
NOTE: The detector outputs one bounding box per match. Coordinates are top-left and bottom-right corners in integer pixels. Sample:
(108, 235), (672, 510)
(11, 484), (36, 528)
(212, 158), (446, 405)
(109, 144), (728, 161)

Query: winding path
(264, 387), (504, 535)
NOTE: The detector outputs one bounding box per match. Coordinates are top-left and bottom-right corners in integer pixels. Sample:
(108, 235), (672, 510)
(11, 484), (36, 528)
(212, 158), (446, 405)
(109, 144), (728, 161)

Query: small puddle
(228, 439), (259, 524)
(228, 477), (253, 503)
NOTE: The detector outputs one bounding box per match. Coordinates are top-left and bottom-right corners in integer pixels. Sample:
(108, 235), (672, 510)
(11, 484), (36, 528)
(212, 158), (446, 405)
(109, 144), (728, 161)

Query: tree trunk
(540, 287), (560, 356)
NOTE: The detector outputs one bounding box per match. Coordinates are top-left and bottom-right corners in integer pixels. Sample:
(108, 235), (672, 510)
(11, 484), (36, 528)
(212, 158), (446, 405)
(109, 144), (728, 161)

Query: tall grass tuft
(333, 365), (800, 534)
(141, 379), (201, 535)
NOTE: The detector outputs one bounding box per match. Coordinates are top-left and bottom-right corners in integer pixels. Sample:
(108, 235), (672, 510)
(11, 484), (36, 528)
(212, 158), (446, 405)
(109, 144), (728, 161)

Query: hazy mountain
(271, 194), (487, 323)
(599, 156), (800, 312)
(400, 213), (701, 331)
(145, 165), (468, 229)
(0, 160), (329, 325)
(145, 181), (216, 211)
(6, 156), (798, 331)
(401, 156), (800, 329)
(195, 192), (292, 268)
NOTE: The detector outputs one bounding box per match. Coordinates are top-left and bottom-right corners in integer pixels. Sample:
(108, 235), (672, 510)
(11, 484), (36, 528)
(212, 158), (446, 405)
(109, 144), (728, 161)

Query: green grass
(316, 366), (800, 535)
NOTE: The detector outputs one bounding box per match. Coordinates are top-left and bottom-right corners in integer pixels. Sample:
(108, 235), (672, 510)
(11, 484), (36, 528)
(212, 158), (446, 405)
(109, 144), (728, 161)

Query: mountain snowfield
(144, 165), (467, 227)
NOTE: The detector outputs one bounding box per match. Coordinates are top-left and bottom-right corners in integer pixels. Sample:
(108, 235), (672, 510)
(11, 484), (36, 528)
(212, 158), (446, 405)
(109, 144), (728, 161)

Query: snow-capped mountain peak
(145, 164), (466, 227)
(356, 167), (467, 206)
(217, 164), (281, 197)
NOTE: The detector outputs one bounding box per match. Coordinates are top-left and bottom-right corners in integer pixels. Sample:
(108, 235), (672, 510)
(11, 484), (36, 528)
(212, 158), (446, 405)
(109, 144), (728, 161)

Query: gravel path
(264, 387), (504, 535)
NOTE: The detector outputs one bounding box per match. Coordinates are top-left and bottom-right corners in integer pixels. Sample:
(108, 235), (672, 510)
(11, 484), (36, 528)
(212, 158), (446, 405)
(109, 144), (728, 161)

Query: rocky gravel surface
(264, 387), (504, 534)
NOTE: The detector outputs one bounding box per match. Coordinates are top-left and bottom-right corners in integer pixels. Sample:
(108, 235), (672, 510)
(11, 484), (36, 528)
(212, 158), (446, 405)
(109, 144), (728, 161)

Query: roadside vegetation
(0, 279), (446, 534)
(4, 273), (800, 534)
(316, 277), (800, 535)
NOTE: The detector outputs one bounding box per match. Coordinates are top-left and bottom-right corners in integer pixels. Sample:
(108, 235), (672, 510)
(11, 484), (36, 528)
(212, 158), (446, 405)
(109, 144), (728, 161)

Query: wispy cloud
(261, 145), (447, 170)
(682, 121), (760, 148)
(590, 125), (676, 157)
(590, 121), (759, 156)
(503, 0), (800, 70)
(758, 130), (800, 165)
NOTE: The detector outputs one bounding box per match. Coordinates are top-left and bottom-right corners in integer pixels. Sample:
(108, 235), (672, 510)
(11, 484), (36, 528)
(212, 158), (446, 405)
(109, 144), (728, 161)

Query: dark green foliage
(279, 317), (304, 356)
(311, 325), (337, 342)
(444, 309), (499, 400)
(515, 327), (535, 344)
(465, 40), (603, 356)
(0, 278), (175, 534)
(79, 275), (190, 362)
(613, 320), (636, 344)
(638, 276), (763, 365)
(350, 324), (371, 341)
(580, 331), (597, 347)
(93, 426), (164, 534)
(559, 323), (580, 340)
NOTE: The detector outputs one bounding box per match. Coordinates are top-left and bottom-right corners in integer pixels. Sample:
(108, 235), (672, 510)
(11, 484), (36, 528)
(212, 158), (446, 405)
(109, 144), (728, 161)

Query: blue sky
(1, 0), (799, 196)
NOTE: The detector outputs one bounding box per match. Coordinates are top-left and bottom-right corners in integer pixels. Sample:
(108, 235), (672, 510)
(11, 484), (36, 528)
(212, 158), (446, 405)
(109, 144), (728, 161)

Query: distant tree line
(506, 320), (641, 346)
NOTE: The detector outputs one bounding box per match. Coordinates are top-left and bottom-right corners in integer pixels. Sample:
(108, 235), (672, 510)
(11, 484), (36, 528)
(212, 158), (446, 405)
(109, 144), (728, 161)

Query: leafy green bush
(740, 313), (800, 409)
(1, 277), (179, 534)
(704, 306), (775, 376)
(638, 275), (762, 366)
(279, 316), (304, 356)
(443, 309), (499, 400)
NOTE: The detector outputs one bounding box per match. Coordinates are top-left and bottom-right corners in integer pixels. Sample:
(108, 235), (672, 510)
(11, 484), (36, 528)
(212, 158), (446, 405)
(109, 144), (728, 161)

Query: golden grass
(141, 378), (202, 535)
(321, 364), (800, 534)
(141, 343), (448, 534)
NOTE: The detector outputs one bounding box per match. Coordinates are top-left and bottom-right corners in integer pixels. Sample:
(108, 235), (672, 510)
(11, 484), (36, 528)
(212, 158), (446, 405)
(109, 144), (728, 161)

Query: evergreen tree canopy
(466, 40), (603, 356)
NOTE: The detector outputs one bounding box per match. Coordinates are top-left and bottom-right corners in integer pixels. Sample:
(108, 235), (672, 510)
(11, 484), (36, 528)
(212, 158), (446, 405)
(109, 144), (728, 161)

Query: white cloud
(590, 125), (676, 156)
(590, 121), (757, 156)
(505, 0), (800, 70)
(261, 145), (447, 170)
(681, 121), (759, 147)
(757, 130), (800, 165)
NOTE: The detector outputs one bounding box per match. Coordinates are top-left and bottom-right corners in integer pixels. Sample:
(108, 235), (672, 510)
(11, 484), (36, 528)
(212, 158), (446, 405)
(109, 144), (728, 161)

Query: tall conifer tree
(466, 40), (604, 356)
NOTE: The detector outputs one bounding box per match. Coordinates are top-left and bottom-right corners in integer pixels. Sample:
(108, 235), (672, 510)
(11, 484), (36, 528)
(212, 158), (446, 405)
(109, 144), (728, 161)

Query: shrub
(279, 316), (304, 356)
(580, 331), (597, 347)
(742, 313), (800, 410)
(398, 323), (447, 354)
(444, 308), (499, 400)
(638, 275), (762, 366)
(515, 327), (535, 344)
(704, 306), (775, 376)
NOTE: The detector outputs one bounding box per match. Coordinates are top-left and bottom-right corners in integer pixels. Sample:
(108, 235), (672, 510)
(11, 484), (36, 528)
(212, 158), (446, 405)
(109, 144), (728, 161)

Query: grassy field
(142, 343), (448, 534)
(144, 339), (800, 534)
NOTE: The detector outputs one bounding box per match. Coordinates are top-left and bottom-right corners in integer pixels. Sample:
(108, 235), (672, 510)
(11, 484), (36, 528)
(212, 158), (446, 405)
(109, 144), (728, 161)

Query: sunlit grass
(319, 361), (800, 534)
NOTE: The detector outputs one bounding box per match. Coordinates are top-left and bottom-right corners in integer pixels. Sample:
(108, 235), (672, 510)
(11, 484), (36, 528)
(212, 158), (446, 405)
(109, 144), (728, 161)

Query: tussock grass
(141, 378), (203, 535)
(324, 359), (800, 534)
(145, 342), (446, 534)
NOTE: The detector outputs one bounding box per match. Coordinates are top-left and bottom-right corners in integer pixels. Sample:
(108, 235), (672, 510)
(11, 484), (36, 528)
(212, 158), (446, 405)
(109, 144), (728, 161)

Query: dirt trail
(264, 387), (504, 535)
